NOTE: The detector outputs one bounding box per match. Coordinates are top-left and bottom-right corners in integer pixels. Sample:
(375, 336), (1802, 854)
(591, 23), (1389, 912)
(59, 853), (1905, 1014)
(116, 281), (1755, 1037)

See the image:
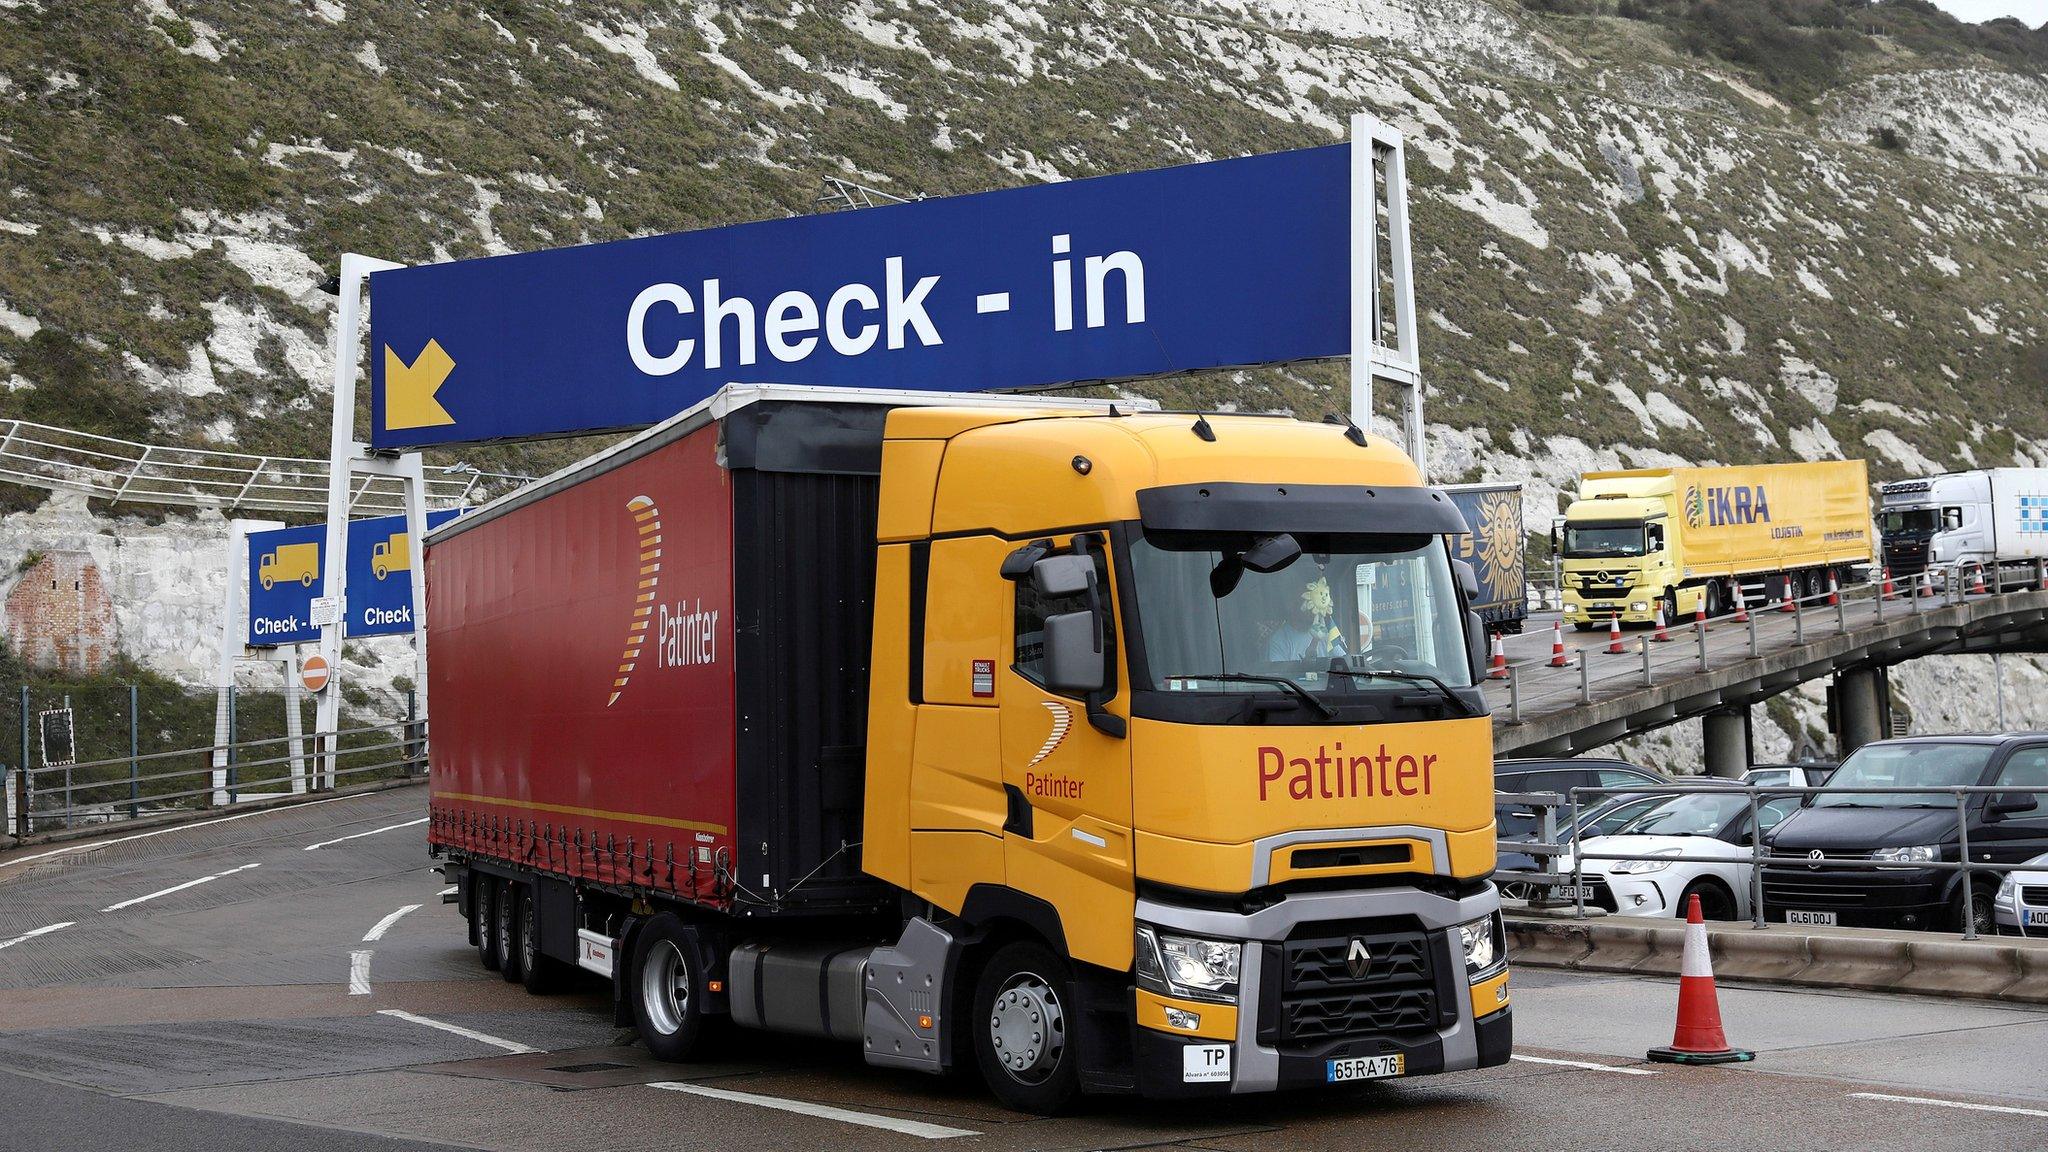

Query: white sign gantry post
(211, 517), (285, 805)
(1349, 113), (1423, 481)
(318, 252), (430, 790)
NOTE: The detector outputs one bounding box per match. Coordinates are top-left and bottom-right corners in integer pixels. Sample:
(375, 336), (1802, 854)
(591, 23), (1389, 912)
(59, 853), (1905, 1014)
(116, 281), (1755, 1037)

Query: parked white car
(1994, 852), (2048, 935)
(1553, 792), (1802, 920)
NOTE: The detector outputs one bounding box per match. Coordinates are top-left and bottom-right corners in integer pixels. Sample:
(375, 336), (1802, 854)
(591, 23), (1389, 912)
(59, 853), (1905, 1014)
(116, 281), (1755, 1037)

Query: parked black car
(1762, 735), (2048, 934)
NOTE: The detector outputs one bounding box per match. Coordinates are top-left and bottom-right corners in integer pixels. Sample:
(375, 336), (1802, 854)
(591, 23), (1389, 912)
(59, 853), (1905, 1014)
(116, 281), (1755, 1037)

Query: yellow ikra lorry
(427, 385), (1510, 1113)
(1558, 461), (1873, 629)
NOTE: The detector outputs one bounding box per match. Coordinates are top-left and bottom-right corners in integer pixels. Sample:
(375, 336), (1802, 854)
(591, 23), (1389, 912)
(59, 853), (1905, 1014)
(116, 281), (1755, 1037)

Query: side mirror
(1454, 559), (1480, 603)
(1990, 792), (2039, 818)
(1042, 610), (1105, 694)
(1031, 554), (1093, 598)
(1467, 611), (1487, 681)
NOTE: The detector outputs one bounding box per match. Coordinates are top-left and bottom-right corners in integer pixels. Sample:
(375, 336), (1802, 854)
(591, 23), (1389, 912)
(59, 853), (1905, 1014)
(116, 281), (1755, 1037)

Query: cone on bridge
(1487, 633), (1508, 680)
(1651, 604), (1672, 643)
(1548, 619), (1573, 668)
(1827, 572), (1840, 607)
(1919, 570), (1935, 598)
(1694, 594), (1709, 632)
(1881, 566), (1896, 600)
(1731, 581), (1750, 624)
(1777, 579), (1798, 613)
(1971, 565), (1989, 595)
(1647, 894), (1755, 1066)
(1606, 614), (1625, 655)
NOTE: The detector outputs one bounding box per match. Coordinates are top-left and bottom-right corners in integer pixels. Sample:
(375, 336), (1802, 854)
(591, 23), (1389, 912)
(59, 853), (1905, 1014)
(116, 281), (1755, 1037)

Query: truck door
(998, 533), (1135, 971)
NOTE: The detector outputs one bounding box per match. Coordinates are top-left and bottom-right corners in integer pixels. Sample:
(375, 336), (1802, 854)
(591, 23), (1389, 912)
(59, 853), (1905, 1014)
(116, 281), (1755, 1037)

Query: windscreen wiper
(1174, 672), (1337, 721)
(1329, 665), (1479, 717)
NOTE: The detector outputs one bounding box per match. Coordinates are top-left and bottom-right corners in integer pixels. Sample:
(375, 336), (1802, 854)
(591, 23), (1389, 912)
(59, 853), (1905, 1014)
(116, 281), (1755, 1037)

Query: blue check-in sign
(247, 509), (461, 645)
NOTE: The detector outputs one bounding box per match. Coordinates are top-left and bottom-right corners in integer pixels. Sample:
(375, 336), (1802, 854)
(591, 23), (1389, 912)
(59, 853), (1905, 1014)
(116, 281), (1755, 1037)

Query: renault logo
(1808, 849), (1825, 871)
(1346, 937), (1372, 979)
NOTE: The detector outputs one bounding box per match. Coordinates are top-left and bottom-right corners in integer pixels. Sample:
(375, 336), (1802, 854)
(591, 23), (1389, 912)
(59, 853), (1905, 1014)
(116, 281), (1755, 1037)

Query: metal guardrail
(8, 716), (425, 836)
(1495, 560), (2048, 724)
(0, 419), (523, 513)
(1501, 781), (2048, 941)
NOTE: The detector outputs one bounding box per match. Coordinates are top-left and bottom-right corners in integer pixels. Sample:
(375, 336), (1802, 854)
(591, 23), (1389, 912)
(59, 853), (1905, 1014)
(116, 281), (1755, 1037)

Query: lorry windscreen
(1812, 742), (1993, 809)
(1125, 530), (1473, 699)
(1880, 508), (1941, 535)
(1562, 522), (1646, 558)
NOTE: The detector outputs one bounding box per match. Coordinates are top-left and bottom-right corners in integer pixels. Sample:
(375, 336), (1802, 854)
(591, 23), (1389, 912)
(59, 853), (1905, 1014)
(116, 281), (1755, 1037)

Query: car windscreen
(1616, 793), (1749, 837)
(1813, 742), (1994, 809)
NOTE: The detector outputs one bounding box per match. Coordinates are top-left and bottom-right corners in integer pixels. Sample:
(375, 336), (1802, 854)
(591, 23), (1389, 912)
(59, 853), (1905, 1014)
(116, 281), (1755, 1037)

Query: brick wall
(4, 551), (116, 674)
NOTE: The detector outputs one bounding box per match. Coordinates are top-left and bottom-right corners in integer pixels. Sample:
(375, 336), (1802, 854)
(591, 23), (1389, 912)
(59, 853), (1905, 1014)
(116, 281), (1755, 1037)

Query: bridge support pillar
(1834, 666), (1887, 757)
(1702, 708), (1752, 779)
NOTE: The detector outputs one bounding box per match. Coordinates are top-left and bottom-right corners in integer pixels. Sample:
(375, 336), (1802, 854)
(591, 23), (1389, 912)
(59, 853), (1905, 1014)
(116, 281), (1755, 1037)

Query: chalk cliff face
(0, 1), (2042, 762)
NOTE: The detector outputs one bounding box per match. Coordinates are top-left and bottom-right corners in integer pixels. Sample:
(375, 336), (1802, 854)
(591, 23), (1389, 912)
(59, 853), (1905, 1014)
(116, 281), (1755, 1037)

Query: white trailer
(1879, 468), (2048, 581)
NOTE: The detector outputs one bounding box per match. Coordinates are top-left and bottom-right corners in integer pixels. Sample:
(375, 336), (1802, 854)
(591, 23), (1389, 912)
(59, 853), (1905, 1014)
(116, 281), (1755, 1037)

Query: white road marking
(376, 1008), (538, 1054)
(0, 922), (74, 951)
(0, 794), (358, 871)
(649, 1082), (979, 1140)
(1511, 1054), (1659, 1076)
(1850, 1092), (2048, 1119)
(304, 816), (428, 851)
(349, 949), (373, 995)
(100, 862), (261, 912)
(363, 903), (422, 942)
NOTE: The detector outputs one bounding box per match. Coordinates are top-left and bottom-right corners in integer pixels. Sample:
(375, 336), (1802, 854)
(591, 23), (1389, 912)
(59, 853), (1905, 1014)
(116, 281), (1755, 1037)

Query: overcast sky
(1929, 0), (2045, 24)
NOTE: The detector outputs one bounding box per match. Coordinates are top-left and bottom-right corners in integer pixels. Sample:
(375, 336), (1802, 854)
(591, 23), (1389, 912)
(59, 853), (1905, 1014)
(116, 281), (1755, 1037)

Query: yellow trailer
(1559, 461), (1872, 628)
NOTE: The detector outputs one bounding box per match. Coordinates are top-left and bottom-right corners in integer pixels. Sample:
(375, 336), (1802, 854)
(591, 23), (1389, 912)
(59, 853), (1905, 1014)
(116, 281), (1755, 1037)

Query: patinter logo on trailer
(1685, 484), (1773, 528)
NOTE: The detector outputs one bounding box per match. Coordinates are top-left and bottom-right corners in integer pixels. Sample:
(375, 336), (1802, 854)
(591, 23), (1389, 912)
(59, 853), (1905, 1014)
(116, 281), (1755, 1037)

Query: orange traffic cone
(1694, 594), (1709, 632)
(1647, 894), (1754, 1066)
(1606, 614), (1625, 655)
(1651, 605), (1672, 643)
(1972, 565), (1989, 595)
(1731, 581), (1750, 624)
(1827, 572), (1840, 607)
(1548, 620), (1572, 668)
(1881, 566), (1896, 600)
(1487, 633), (1508, 680)
(1778, 579), (1797, 613)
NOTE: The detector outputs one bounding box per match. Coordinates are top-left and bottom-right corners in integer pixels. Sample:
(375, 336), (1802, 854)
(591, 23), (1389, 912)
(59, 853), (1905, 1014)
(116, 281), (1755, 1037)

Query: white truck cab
(1879, 469), (2048, 581)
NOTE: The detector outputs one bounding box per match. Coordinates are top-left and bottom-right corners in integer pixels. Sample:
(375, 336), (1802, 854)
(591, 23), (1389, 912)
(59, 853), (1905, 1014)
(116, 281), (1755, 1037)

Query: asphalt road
(3, 789), (2046, 1151)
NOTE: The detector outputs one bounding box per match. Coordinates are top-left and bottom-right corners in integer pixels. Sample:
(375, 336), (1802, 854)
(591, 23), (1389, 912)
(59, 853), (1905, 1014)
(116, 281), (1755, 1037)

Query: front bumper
(1762, 865), (1947, 929)
(1563, 593), (1657, 625)
(1126, 884), (1512, 1097)
(1994, 886), (2048, 933)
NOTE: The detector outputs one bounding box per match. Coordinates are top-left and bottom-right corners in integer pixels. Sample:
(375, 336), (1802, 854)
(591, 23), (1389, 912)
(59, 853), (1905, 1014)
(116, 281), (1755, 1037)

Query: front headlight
(1458, 914), (1505, 979)
(1871, 845), (1940, 863)
(1997, 874), (2017, 903)
(1630, 600), (1649, 612)
(1612, 848), (1682, 875)
(1135, 925), (1241, 1004)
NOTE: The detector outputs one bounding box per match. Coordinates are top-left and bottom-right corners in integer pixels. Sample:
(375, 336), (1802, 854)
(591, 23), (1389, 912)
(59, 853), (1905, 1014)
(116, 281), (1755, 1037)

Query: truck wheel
(517, 885), (561, 994)
(972, 940), (1080, 1115)
(630, 913), (705, 1062)
(476, 879), (501, 971)
(497, 880), (525, 984)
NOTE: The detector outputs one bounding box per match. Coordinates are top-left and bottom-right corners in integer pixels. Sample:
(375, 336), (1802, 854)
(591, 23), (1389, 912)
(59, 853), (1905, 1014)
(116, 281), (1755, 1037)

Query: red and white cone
(1972, 565), (1989, 595)
(1881, 566), (1896, 600)
(1778, 579), (1798, 613)
(1487, 633), (1508, 680)
(1919, 570), (1935, 598)
(1607, 614), (1625, 655)
(1651, 605), (1672, 643)
(1827, 572), (1840, 607)
(1548, 620), (1572, 668)
(1693, 594), (1709, 632)
(1731, 581), (1750, 624)
(1648, 894), (1754, 1065)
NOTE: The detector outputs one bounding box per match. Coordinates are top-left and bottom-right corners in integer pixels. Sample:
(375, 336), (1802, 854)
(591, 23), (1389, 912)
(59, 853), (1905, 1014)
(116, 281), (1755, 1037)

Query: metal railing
(8, 716), (425, 837)
(0, 418), (523, 513)
(1500, 781), (2048, 941)
(1495, 560), (2048, 724)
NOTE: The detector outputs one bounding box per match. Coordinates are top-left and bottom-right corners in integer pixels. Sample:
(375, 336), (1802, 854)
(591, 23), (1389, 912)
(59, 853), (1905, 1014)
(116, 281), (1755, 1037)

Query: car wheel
(475, 878), (501, 971)
(630, 913), (706, 1062)
(1951, 881), (1997, 936)
(1680, 878), (1737, 922)
(497, 880), (524, 983)
(972, 940), (1080, 1115)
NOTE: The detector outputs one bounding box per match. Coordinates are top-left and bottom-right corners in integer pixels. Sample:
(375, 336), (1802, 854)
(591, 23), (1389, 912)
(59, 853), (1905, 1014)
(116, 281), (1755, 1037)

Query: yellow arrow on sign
(384, 339), (457, 430)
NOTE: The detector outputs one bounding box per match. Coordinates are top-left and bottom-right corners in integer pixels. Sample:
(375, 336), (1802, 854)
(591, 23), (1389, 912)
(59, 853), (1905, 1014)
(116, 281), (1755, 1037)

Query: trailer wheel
(517, 885), (561, 995)
(629, 913), (705, 1062)
(497, 879), (525, 984)
(971, 940), (1080, 1115)
(476, 878), (501, 971)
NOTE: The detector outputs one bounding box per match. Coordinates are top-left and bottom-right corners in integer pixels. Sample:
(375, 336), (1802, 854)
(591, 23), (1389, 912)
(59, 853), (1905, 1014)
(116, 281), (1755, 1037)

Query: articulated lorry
(1878, 468), (2048, 582)
(426, 383), (1510, 1113)
(1558, 461), (1872, 628)
(1442, 483), (1526, 635)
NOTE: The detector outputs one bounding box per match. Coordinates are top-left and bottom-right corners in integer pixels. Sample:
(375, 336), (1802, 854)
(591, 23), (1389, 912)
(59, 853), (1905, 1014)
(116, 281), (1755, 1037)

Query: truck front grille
(1276, 927), (1440, 1045)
